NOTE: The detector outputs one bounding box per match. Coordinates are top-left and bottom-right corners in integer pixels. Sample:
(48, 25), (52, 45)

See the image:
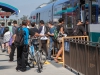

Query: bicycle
(28, 38), (46, 73)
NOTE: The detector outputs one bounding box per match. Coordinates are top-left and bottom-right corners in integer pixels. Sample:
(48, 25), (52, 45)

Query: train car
(30, 0), (100, 42)
(30, 0), (70, 24)
(30, 2), (55, 24)
(53, 0), (69, 22)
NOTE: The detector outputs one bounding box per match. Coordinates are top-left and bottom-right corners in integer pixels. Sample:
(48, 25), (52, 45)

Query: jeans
(41, 40), (48, 57)
(48, 41), (54, 59)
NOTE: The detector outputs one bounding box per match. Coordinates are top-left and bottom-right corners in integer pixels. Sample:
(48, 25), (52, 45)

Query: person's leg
(6, 43), (11, 54)
(48, 42), (53, 60)
(21, 45), (29, 71)
(9, 43), (16, 61)
(54, 47), (63, 62)
(16, 46), (23, 70)
(1, 43), (4, 50)
(41, 40), (48, 57)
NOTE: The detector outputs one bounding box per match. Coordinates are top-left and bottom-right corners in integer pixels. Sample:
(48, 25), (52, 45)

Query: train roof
(31, 2), (55, 15)
(54, 0), (69, 6)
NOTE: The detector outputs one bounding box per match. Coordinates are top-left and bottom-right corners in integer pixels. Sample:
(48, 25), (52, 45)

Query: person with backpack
(54, 18), (65, 63)
(73, 19), (86, 36)
(9, 20), (18, 62)
(47, 21), (56, 60)
(38, 20), (48, 57)
(2, 27), (12, 54)
(13, 20), (29, 72)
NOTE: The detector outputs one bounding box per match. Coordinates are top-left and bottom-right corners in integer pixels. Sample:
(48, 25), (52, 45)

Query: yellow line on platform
(45, 61), (50, 64)
(58, 62), (63, 64)
(33, 61), (50, 65)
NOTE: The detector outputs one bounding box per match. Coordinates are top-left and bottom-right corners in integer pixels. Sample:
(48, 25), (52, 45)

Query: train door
(39, 13), (40, 23)
(36, 13), (38, 24)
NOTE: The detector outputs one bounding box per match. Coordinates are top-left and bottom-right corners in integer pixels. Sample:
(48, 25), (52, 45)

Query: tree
(20, 15), (28, 20)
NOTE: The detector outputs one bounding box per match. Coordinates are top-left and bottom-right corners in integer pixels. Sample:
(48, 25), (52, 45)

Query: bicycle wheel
(41, 51), (46, 64)
(28, 52), (34, 68)
(37, 52), (42, 73)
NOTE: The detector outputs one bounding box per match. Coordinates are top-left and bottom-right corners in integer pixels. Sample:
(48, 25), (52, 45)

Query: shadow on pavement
(0, 66), (13, 70)
(0, 59), (9, 62)
(0, 53), (6, 55)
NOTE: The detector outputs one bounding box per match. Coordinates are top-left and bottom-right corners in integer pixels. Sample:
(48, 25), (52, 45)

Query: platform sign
(0, 12), (11, 16)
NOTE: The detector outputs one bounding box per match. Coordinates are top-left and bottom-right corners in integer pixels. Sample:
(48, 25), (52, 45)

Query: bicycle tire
(37, 52), (42, 73)
(28, 52), (34, 68)
(41, 51), (46, 64)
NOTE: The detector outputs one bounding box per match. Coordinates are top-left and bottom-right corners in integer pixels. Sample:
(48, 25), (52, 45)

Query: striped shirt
(3, 31), (12, 43)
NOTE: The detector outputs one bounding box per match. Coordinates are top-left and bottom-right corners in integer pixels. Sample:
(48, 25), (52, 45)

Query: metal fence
(62, 36), (100, 75)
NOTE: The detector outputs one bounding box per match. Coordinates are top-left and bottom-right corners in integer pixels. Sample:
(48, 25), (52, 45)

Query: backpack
(73, 25), (79, 36)
(44, 25), (49, 34)
(51, 27), (58, 42)
(14, 27), (24, 46)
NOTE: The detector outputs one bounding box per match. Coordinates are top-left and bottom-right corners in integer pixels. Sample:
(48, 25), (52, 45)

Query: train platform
(0, 49), (75, 75)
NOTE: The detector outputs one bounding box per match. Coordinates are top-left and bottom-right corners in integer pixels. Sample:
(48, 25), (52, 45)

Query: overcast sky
(0, 0), (50, 19)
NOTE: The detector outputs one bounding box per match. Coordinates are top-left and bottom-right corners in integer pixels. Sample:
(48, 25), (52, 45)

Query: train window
(54, 8), (57, 15)
(48, 10), (51, 17)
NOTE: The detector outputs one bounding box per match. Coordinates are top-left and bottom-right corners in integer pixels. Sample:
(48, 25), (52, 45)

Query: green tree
(20, 15), (28, 20)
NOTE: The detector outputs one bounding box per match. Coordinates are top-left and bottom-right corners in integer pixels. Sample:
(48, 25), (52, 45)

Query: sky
(0, 0), (50, 19)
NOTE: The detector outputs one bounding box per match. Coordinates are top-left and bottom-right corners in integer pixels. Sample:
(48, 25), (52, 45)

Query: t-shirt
(29, 27), (39, 36)
(39, 26), (48, 40)
(12, 26), (18, 35)
(77, 25), (85, 36)
(3, 31), (12, 43)
(15, 27), (29, 45)
(8, 26), (12, 33)
(22, 27), (29, 45)
(49, 27), (55, 42)
(56, 25), (63, 33)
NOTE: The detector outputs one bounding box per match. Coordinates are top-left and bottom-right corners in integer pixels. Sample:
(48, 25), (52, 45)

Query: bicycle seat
(33, 42), (39, 46)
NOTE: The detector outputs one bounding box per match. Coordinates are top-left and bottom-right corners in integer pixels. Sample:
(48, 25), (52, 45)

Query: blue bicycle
(28, 38), (46, 73)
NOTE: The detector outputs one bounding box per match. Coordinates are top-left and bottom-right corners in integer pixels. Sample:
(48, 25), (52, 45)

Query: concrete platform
(0, 49), (75, 75)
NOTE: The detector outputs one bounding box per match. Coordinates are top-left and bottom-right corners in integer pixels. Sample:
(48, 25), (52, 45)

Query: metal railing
(62, 36), (100, 75)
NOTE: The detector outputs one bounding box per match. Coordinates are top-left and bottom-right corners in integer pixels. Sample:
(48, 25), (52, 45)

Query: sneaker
(2, 49), (6, 52)
(20, 69), (26, 72)
(48, 58), (53, 61)
(16, 68), (21, 72)
(9, 60), (14, 62)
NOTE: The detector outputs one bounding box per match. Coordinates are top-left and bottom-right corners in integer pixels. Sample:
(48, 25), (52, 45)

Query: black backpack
(14, 27), (24, 46)
(73, 25), (79, 36)
(44, 25), (49, 34)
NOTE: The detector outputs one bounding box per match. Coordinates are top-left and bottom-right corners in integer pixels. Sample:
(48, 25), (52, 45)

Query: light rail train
(30, 0), (100, 42)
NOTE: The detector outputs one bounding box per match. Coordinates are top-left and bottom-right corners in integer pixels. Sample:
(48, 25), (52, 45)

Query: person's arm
(12, 34), (16, 43)
(12, 27), (17, 43)
(47, 32), (54, 36)
(60, 26), (64, 34)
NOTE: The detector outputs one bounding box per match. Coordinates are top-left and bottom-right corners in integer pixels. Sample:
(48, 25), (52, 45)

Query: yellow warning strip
(58, 62), (63, 64)
(33, 61), (50, 65)
(44, 61), (50, 64)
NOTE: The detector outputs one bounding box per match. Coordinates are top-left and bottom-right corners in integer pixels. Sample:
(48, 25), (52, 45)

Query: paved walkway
(0, 49), (75, 75)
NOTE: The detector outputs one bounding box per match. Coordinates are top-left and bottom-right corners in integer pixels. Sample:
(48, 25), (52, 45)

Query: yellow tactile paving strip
(44, 61), (50, 64)
(33, 61), (50, 65)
